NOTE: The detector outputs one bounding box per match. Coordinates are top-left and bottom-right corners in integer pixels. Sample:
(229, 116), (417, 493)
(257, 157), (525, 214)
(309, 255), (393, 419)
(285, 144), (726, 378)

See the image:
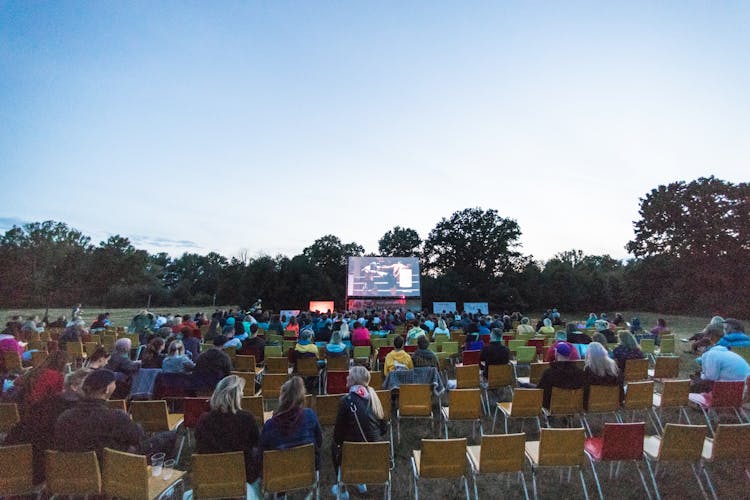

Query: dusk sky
(2, 1), (748, 262)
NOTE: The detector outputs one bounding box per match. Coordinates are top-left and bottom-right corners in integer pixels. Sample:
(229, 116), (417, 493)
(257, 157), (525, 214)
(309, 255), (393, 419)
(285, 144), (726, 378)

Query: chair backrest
(353, 346), (371, 359)
(477, 433), (526, 473)
(375, 390), (392, 422)
(0, 443), (33, 496)
(549, 387), (584, 415)
(623, 381), (654, 410)
(709, 380), (745, 408)
(658, 380), (690, 407)
(508, 339), (526, 352)
(538, 427), (585, 466)
(529, 362), (549, 385)
(419, 438), (468, 478)
(234, 355), (257, 372)
(314, 394), (343, 426)
(129, 400), (170, 432)
(241, 396), (266, 425)
(192, 451), (247, 498)
(659, 337), (675, 354)
(624, 358), (649, 382)
(399, 384), (432, 416)
(586, 385), (621, 413)
(448, 388), (482, 420)
(462, 350), (481, 365)
(487, 364), (514, 388)
(708, 423), (750, 460)
(263, 444), (316, 494)
(658, 424), (707, 461)
(327, 355), (350, 371)
(230, 371), (256, 396)
(261, 373), (289, 400)
(510, 389), (543, 417)
(0, 403), (20, 433)
(265, 345), (283, 358)
(264, 356), (289, 374)
(369, 370), (384, 390)
(600, 422), (645, 460)
(639, 338), (655, 354)
(183, 397), (211, 429)
(46, 450), (101, 495)
(515, 346), (537, 364)
(102, 448), (149, 499)
(106, 399), (127, 412)
(441, 341), (459, 355)
(455, 365), (480, 389)
(340, 441), (391, 484)
(296, 356), (319, 377)
(652, 356), (679, 379)
(326, 370), (349, 394)
(30, 350), (48, 368)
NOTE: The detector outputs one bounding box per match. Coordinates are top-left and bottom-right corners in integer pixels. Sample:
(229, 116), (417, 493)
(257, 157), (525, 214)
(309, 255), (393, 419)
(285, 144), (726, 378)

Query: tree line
(1, 177), (748, 317)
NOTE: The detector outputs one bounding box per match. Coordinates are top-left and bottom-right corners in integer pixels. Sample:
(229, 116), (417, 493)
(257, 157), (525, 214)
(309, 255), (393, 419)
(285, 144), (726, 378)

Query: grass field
(3, 306), (747, 499)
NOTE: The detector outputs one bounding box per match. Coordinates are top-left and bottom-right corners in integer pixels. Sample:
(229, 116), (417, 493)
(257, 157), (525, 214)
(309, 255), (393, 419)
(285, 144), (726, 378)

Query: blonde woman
(195, 375), (261, 485)
(161, 340), (195, 373)
(432, 318), (450, 341)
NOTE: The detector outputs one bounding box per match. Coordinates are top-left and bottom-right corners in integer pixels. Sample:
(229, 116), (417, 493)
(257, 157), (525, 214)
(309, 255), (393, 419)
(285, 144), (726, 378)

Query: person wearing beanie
(537, 342), (586, 409)
(480, 328), (510, 378)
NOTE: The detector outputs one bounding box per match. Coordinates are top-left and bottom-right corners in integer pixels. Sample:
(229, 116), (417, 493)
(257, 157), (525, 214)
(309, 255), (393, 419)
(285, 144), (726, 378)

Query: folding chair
(0, 403), (20, 435)
(260, 373), (289, 410)
(296, 356), (324, 394)
(461, 350), (481, 366)
(234, 355), (258, 373)
(494, 388), (543, 434)
(336, 441), (391, 500)
(175, 397), (210, 465)
(264, 356), (289, 374)
(583, 385), (622, 436)
(327, 355), (350, 372)
(543, 387), (585, 428)
(326, 370), (349, 395)
(508, 339), (527, 355)
(106, 399), (128, 412)
(353, 346), (371, 367)
(241, 395), (271, 426)
(0, 443), (38, 497)
(525, 427), (589, 500)
(640, 338), (656, 362)
(621, 381), (657, 428)
(376, 390), (395, 459)
(643, 424), (709, 500)
(584, 422), (652, 500)
(397, 384), (434, 442)
(103, 447), (185, 500)
(656, 336), (675, 356)
(455, 364), (480, 389)
(191, 451), (247, 499)
(482, 364), (515, 415)
(516, 362), (549, 386)
(467, 433), (529, 500)
(231, 371), (258, 396)
(700, 423), (750, 500)
(688, 379), (748, 436)
(314, 394), (344, 426)
(648, 356), (680, 382)
(45, 450), (102, 496)
(369, 370), (385, 390)
(514, 347), (538, 375)
(624, 358), (650, 382)
(441, 388), (483, 439)
(129, 400), (184, 432)
(64, 341), (84, 361)
(264, 345), (283, 359)
(652, 379), (691, 433)
(263, 444), (319, 499)
(411, 438), (470, 500)
(2, 351), (22, 371)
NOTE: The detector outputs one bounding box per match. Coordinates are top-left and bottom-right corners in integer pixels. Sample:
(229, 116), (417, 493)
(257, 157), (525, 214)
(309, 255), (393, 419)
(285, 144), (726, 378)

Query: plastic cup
(150, 452), (165, 477)
(162, 459), (175, 480)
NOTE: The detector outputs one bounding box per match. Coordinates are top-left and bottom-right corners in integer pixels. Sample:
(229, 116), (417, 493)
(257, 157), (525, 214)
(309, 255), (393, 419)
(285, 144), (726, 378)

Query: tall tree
(303, 235), (364, 305)
(378, 226), (422, 256)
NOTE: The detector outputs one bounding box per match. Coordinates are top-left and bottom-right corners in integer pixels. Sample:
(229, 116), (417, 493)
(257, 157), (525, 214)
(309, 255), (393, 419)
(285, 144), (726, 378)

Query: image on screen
(347, 257), (421, 297)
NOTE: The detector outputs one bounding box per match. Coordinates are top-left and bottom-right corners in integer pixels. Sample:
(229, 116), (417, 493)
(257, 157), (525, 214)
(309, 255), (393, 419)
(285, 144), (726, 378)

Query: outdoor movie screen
(347, 257), (421, 297)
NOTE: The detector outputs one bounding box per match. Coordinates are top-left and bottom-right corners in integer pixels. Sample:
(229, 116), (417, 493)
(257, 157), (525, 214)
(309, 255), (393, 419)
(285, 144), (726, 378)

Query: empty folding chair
(651, 379), (691, 433)
(314, 394), (344, 427)
(525, 427), (589, 500)
(45, 450), (102, 497)
(103, 447), (186, 499)
(441, 388), (483, 439)
(129, 400), (184, 433)
(543, 387), (585, 429)
(700, 423), (750, 500)
(624, 358), (650, 382)
(455, 364), (481, 389)
(0, 443), (39, 497)
(642, 423), (709, 500)
(461, 350), (481, 366)
(648, 356), (680, 382)
(467, 433), (529, 500)
(621, 381), (657, 429)
(411, 438), (470, 500)
(264, 356), (289, 375)
(326, 370), (349, 395)
(583, 385), (623, 436)
(493, 388), (543, 434)
(397, 384), (434, 442)
(191, 450), (247, 499)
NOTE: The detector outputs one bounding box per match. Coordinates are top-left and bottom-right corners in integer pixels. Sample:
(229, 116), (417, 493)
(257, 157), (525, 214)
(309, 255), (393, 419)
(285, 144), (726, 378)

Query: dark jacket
(192, 348), (233, 394)
(195, 410), (260, 482)
(261, 408), (322, 469)
(54, 398), (144, 458)
(480, 342), (510, 377)
(537, 361), (586, 409)
(412, 348), (439, 369)
(332, 391), (386, 466)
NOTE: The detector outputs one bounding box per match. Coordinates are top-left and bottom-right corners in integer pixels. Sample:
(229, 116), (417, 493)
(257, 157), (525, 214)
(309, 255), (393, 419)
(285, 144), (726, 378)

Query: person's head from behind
(630, 317), (641, 329)
(148, 336), (165, 353)
(566, 323), (577, 335)
(86, 346), (110, 368)
(299, 329), (313, 343)
(276, 376), (306, 415)
(64, 368), (91, 396)
(213, 335), (228, 348)
(521, 317), (530, 325)
(82, 369), (117, 400)
(490, 328), (503, 342)
(592, 332), (608, 346)
(113, 338), (131, 356)
(543, 318), (552, 328)
(210, 374), (245, 414)
(347, 365), (371, 389)
(555, 331), (567, 342)
(656, 318), (666, 328)
(417, 335), (429, 350)
(709, 329), (725, 345)
(393, 335), (404, 350)
(330, 330), (342, 345)
(585, 342), (618, 377)
(339, 322), (350, 336)
(169, 340), (185, 356)
(347, 365), (385, 418)
(618, 331), (638, 349)
(723, 318), (744, 334)
(43, 350), (69, 373)
(554, 342), (572, 362)
(438, 318), (447, 330)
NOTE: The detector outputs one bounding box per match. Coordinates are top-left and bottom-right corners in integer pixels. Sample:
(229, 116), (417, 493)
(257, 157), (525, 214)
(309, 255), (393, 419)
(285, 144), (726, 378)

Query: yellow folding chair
(494, 388), (543, 434)
(262, 444), (319, 498)
(190, 451), (246, 499)
(411, 438), (470, 500)
(336, 441), (391, 500)
(46, 450), (101, 496)
(441, 388), (483, 439)
(467, 433), (528, 500)
(525, 427), (589, 499)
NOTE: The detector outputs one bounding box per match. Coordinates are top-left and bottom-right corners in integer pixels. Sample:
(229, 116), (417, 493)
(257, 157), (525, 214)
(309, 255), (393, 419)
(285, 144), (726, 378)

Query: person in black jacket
(480, 328), (511, 378)
(331, 365), (386, 497)
(537, 343), (586, 409)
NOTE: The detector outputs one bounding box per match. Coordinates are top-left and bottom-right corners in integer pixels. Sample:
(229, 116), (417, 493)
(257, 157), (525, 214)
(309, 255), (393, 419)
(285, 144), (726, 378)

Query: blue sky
(2, 1), (749, 261)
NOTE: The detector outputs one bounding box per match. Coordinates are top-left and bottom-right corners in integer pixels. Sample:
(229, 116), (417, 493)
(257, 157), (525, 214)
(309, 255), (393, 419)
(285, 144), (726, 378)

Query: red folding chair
(175, 397), (210, 464)
(326, 370), (349, 395)
(377, 346), (395, 371)
(462, 350), (481, 366)
(584, 422), (652, 499)
(688, 379), (748, 436)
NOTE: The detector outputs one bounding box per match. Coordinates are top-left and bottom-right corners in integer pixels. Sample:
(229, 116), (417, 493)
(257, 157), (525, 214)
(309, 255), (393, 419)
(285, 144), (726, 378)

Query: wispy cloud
(0, 216), (29, 230)
(128, 235), (200, 249)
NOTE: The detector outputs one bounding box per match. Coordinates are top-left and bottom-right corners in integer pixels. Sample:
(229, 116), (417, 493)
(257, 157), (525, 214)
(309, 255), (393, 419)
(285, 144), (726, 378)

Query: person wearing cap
(537, 342), (586, 409)
(543, 331), (580, 363)
(691, 328), (750, 393)
(54, 369), (145, 458)
(717, 319), (750, 349)
(480, 328), (510, 379)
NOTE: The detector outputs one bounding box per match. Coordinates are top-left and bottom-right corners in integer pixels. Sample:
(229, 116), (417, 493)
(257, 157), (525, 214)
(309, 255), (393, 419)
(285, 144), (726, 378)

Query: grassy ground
(3, 307), (748, 498)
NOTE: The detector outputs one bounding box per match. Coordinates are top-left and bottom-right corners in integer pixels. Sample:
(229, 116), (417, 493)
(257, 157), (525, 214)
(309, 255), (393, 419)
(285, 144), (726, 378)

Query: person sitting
(337, 322), (351, 341)
(648, 318), (669, 346)
(221, 326), (243, 350)
(195, 375), (261, 488)
(585, 313), (598, 328)
(294, 329), (321, 360)
(140, 337), (166, 369)
(566, 323), (591, 345)
(480, 328), (510, 379)
(326, 330), (348, 358)
(162, 340), (195, 374)
(717, 319), (750, 349)
(591, 333), (610, 351)
(690, 316), (724, 355)
(595, 319), (618, 344)
(516, 317), (535, 335)
(285, 316), (300, 337)
(583, 342), (621, 409)
(384, 335), (413, 376)
(105, 338), (141, 376)
(54, 369), (145, 458)
(351, 321), (371, 348)
(405, 321), (426, 345)
(84, 346), (110, 369)
(411, 336), (439, 369)
(611, 331), (645, 372)
(181, 328), (200, 360)
(239, 323), (266, 362)
(464, 332), (484, 351)
(267, 315), (285, 335)
(192, 339), (233, 395)
(543, 332), (580, 363)
(261, 377), (322, 470)
(90, 314), (107, 332)
(20, 350), (69, 407)
(612, 313), (625, 327)
(432, 319), (450, 341)
(629, 317), (644, 338)
(331, 366), (386, 498)
(690, 329), (750, 393)
(538, 343), (586, 409)
(537, 318), (555, 336)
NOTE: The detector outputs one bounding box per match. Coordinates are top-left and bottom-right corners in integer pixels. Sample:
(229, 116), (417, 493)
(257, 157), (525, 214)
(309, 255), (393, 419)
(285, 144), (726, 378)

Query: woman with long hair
(162, 340), (196, 373)
(612, 331), (645, 371)
(83, 346), (110, 369)
(260, 376), (322, 469)
(22, 350), (69, 406)
(195, 375), (260, 485)
(140, 337), (166, 369)
(584, 341), (622, 410)
(432, 318), (450, 341)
